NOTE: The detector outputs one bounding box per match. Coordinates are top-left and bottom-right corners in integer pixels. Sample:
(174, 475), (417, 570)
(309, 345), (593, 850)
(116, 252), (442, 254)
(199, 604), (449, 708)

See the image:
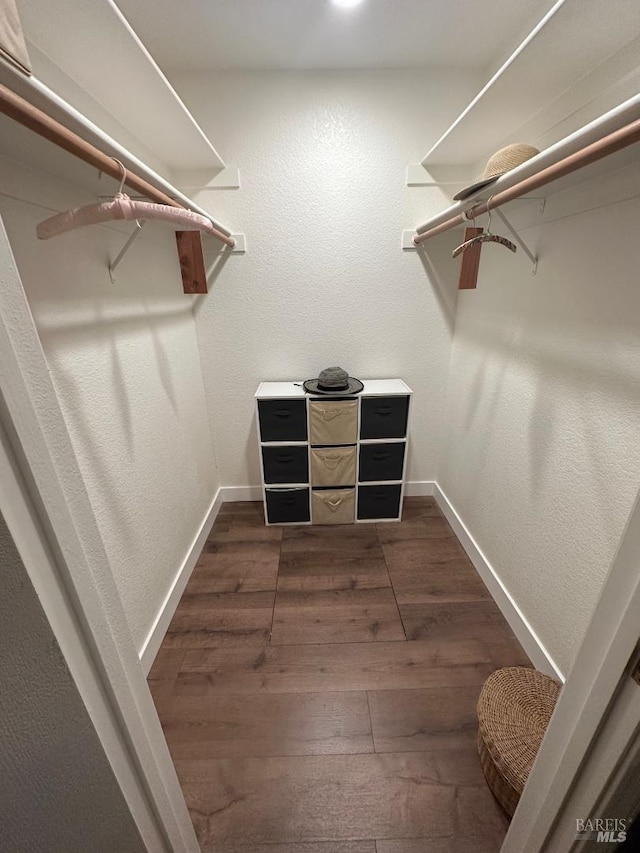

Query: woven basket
(477, 667), (561, 816)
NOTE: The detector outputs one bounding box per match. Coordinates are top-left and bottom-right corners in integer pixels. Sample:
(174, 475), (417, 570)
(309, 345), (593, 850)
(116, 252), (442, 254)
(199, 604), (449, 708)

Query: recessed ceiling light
(331, 0), (365, 9)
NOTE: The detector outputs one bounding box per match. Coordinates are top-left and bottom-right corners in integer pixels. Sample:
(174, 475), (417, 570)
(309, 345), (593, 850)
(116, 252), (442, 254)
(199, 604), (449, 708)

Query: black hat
(303, 366), (363, 395)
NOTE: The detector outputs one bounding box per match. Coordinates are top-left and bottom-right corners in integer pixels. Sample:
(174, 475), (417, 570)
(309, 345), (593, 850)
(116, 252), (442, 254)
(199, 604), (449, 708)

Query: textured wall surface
(0, 510), (146, 853)
(0, 157), (219, 651)
(3, 63), (634, 684)
(174, 69), (477, 488)
(438, 163), (640, 676)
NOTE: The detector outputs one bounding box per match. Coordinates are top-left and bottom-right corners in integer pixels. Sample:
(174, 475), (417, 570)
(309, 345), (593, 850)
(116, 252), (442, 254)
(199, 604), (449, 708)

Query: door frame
(503, 487), (640, 851)
(548, 675), (640, 851)
(0, 217), (200, 851)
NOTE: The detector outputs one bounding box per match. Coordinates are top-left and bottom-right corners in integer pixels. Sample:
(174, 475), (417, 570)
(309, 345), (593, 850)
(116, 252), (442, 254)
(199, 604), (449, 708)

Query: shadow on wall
(450, 304), (640, 535)
(38, 302), (197, 547)
(413, 233), (460, 333)
(39, 300), (194, 419)
(244, 415), (261, 489)
(51, 362), (137, 550)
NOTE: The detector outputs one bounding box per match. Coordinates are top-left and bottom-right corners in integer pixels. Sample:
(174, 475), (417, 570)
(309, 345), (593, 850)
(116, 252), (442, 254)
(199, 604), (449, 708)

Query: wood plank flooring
(149, 497), (531, 852)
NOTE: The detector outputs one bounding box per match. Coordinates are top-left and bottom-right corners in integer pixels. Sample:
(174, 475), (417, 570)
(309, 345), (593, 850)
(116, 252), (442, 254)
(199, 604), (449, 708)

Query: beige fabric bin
(312, 488), (355, 525)
(311, 446), (356, 487)
(309, 399), (358, 446)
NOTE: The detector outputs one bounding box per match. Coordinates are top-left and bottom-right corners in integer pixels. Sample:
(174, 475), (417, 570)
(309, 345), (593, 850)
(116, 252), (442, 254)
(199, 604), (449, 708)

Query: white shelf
(15, 0), (225, 180)
(255, 379), (413, 399)
(0, 106), (226, 234)
(419, 0), (640, 170)
(263, 483), (309, 489)
(255, 382), (306, 399)
(411, 93), (640, 242)
(359, 438), (408, 445)
(0, 60), (232, 232)
(259, 441), (309, 447)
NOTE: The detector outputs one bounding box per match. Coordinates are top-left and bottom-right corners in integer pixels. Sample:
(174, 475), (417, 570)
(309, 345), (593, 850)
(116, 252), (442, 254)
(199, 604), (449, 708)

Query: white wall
(4, 60), (633, 683)
(0, 509), (146, 853)
(437, 160), (640, 677)
(0, 155), (219, 652)
(174, 69), (477, 488)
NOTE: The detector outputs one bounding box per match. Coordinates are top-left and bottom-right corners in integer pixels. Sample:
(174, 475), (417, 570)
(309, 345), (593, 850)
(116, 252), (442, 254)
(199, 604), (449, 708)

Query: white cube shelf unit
(255, 379), (412, 526)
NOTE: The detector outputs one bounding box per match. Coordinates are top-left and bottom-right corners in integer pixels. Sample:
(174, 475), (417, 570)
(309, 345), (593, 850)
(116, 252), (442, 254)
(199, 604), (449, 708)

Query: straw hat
(303, 366), (363, 395)
(453, 143), (540, 201)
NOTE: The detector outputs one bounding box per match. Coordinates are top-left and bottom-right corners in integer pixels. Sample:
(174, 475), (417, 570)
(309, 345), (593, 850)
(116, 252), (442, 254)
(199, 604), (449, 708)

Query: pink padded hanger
(36, 159), (229, 242)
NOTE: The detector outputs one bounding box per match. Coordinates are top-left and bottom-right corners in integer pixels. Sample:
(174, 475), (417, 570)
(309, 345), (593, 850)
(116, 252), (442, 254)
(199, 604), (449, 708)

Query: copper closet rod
(0, 82), (235, 249)
(414, 117), (640, 245)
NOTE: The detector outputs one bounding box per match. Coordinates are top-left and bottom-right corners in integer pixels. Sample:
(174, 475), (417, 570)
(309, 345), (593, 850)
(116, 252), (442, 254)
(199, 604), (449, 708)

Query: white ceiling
(114, 0), (552, 73)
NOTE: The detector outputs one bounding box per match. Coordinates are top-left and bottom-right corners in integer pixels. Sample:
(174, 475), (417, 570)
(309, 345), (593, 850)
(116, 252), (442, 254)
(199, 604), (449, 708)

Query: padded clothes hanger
(452, 197), (517, 259)
(36, 158), (223, 241)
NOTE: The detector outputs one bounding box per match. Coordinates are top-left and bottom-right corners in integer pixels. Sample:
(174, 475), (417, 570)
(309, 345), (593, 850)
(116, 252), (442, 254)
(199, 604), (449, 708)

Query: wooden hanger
(452, 197), (517, 259)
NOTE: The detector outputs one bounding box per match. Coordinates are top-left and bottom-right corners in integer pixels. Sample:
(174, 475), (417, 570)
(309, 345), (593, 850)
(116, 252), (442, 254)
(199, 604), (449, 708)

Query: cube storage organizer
(256, 379), (412, 525)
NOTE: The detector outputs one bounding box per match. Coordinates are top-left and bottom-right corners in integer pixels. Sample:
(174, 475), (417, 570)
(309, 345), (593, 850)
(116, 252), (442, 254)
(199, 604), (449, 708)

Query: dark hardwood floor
(149, 497), (530, 852)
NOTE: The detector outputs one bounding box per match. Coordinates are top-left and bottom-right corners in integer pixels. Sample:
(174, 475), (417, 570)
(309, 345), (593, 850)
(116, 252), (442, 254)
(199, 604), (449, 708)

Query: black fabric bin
(360, 396), (409, 439)
(265, 487), (310, 523)
(262, 446), (308, 484)
(359, 442), (405, 482)
(258, 399), (307, 442)
(357, 484), (402, 520)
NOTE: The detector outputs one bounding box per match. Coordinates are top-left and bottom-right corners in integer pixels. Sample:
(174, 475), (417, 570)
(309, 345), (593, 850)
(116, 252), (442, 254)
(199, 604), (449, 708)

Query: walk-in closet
(1, 1), (640, 851)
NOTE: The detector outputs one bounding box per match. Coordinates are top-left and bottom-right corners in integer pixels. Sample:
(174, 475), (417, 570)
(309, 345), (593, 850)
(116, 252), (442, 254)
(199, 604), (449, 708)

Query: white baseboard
(218, 485), (263, 502)
(405, 480), (436, 497)
(139, 489), (225, 673)
(433, 483), (564, 682)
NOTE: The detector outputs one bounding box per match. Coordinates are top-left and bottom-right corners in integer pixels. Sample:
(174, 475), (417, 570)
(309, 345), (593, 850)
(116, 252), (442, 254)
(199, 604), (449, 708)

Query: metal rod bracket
(495, 209), (538, 275)
(109, 220), (146, 283)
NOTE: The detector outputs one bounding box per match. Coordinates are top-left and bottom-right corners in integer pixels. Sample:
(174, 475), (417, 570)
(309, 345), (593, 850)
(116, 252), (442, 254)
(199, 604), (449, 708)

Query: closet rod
(414, 117), (640, 246)
(0, 83), (235, 249)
